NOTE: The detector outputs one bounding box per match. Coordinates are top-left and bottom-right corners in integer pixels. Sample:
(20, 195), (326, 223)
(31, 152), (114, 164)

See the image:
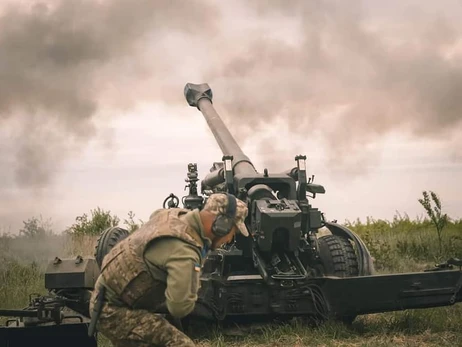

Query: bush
(66, 207), (121, 236)
(65, 207), (144, 236)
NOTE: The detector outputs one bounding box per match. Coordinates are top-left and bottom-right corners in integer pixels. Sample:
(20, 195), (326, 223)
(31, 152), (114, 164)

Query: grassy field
(1, 212), (461, 346)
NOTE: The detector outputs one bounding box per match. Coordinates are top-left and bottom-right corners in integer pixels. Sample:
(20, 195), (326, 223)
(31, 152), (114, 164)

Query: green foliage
(359, 231), (393, 271)
(418, 191), (449, 256)
(66, 207), (144, 236)
(345, 207), (462, 272)
(66, 207), (121, 236)
(0, 258), (45, 311)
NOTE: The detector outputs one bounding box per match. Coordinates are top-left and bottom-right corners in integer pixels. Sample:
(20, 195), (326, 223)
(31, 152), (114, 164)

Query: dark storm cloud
(0, 0), (218, 187)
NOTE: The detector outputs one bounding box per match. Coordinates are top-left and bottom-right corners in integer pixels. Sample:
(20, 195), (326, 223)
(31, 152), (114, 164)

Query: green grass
(344, 213), (462, 273)
(1, 213), (462, 346)
(189, 308), (462, 346)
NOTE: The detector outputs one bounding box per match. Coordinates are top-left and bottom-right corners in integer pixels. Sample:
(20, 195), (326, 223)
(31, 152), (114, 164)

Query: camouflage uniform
(90, 193), (249, 347)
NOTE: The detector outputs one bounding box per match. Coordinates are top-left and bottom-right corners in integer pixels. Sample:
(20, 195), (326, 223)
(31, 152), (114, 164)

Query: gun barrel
(184, 83), (257, 176)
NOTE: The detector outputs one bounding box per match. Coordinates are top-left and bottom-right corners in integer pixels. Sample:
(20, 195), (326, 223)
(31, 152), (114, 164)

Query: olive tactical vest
(100, 208), (205, 309)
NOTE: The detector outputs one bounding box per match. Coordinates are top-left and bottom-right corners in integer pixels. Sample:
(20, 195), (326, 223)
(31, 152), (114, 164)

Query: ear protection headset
(211, 193), (237, 237)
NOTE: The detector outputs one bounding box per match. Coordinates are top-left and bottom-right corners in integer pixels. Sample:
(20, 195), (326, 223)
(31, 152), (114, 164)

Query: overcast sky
(1, 0), (461, 233)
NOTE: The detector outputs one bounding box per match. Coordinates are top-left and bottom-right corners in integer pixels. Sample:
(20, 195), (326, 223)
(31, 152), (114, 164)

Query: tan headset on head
(211, 193), (237, 237)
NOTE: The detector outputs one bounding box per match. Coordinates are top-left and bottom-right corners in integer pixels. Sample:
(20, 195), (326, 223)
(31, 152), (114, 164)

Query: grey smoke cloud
(1, 0), (462, 229)
(0, 0), (218, 188)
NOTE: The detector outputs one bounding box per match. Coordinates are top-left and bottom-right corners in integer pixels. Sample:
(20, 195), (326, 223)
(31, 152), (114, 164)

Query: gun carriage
(1, 83), (461, 346)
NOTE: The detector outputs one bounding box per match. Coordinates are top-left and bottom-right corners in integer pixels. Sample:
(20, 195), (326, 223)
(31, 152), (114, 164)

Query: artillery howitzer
(1, 83), (461, 346)
(166, 83), (462, 323)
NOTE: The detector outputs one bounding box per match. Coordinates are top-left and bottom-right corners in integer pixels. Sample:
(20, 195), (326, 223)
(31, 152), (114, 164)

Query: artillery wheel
(94, 226), (130, 268)
(317, 234), (359, 324)
(317, 234), (359, 277)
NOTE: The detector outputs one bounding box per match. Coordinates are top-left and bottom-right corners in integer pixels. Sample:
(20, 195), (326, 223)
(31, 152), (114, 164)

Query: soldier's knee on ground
(126, 313), (196, 346)
(94, 301), (196, 346)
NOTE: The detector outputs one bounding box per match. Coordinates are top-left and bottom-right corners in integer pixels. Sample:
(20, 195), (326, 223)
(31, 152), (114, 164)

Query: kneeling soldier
(89, 193), (249, 346)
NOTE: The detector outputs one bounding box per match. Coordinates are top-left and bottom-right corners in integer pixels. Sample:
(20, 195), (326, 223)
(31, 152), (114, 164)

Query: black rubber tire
(317, 234), (359, 277)
(317, 234), (359, 324)
(94, 226), (130, 268)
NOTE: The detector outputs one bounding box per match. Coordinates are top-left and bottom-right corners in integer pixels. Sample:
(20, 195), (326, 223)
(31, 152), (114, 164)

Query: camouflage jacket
(100, 208), (207, 313)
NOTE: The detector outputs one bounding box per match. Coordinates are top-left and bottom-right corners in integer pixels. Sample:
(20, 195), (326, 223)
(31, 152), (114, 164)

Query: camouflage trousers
(90, 288), (196, 347)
